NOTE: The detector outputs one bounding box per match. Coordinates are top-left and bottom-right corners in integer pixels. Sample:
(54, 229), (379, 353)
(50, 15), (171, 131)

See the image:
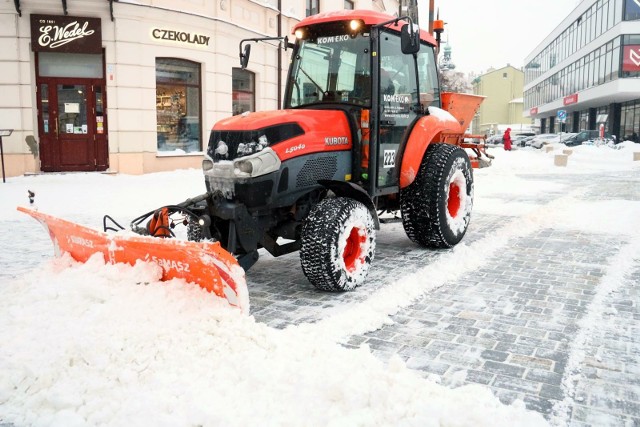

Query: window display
(156, 58), (202, 153)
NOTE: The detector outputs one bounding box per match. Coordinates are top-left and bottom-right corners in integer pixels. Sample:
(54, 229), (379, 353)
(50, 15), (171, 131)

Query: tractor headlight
(349, 20), (363, 32)
(202, 158), (214, 171)
(233, 147), (281, 178)
(236, 160), (253, 174)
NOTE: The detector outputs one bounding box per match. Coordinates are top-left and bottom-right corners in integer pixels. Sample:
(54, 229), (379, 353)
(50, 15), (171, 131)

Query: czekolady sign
(30, 14), (102, 54)
(150, 28), (210, 47)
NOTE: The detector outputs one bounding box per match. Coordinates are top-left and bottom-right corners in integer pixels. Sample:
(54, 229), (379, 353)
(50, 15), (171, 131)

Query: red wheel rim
(448, 182), (461, 218)
(343, 227), (365, 272)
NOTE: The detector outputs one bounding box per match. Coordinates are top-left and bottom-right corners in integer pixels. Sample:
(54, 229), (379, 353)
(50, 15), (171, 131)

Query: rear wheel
(400, 143), (474, 248)
(300, 197), (376, 291)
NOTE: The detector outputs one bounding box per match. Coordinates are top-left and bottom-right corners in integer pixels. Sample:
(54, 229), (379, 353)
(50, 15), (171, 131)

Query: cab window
(417, 44), (440, 107)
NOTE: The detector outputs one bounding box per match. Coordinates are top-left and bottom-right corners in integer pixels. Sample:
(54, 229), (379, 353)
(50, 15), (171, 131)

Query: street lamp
(0, 129), (14, 183)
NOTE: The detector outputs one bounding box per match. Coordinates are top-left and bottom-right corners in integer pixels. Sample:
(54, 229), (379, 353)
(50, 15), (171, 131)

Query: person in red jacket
(503, 128), (512, 151)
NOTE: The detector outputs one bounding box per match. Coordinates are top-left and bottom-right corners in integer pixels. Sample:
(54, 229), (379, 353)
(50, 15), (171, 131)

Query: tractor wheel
(186, 220), (203, 242)
(300, 197), (376, 291)
(400, 143), (474, 248)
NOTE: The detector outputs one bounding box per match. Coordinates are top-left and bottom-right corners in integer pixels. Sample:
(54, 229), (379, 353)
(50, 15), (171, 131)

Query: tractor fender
(317, 180), (380, 230)
(399, 108), (463, 189)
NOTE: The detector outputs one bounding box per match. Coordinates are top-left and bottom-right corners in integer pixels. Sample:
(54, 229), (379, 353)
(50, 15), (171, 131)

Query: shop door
(38, 80), (108, 172)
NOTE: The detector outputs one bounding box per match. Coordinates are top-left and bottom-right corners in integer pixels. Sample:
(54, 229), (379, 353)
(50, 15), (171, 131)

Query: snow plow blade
(17, 206), (249, 314)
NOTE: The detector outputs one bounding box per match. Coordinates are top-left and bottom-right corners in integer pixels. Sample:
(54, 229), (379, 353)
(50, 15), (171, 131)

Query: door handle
(54, 120), (58, 138)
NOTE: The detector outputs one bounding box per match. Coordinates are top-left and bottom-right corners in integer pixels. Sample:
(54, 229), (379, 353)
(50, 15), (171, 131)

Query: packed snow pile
(0, 255), (546, 426)
(1, 141), (639, 426)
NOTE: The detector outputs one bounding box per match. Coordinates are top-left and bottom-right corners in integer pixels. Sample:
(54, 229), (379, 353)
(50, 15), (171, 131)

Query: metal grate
(296, 156), (338, 188)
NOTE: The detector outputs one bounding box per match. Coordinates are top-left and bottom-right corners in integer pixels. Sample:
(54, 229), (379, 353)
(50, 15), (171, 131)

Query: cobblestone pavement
(247, 169), (640, 426)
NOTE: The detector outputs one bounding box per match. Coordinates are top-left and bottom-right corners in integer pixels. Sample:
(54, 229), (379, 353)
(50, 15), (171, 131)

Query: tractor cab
(283, 11), (441, 200)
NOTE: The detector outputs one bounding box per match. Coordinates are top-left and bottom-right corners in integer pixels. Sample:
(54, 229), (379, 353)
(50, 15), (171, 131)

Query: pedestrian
(503, 128), (512, 151)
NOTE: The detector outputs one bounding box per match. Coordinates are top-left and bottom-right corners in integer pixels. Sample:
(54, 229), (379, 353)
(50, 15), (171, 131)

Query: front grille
(296, 156), (338, 188)
(208, 123), (304, 161)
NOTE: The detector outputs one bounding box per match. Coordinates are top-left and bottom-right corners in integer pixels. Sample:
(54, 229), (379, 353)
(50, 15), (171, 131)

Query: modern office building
(471, 65), (532, 136)
(524, 0), (640, 141)
(0, 0), (397, 178)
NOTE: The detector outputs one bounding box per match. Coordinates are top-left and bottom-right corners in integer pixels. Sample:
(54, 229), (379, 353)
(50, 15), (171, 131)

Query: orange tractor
(21, 10), (489, 311)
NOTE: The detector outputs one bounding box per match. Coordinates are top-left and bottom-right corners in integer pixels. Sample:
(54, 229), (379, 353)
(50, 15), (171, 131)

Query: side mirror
(240, 44), (251, 69)
(400, 23), (420, 54)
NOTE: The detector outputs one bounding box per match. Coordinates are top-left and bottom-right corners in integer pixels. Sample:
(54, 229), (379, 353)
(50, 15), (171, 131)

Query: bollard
(563, 149), (573, 155)
(0, 129), (15, 183)
(545, 146), (554, 153)
(554, 154), (568, 167)
(634, 152), (640, 161)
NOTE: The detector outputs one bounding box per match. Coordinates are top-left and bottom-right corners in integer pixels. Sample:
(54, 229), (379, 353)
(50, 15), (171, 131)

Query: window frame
(155, 57), (203, 154)
(232, 67), (256, 116)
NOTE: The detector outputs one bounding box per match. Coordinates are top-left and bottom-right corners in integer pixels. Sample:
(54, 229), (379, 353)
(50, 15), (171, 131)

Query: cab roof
(293, 9), (438, 46)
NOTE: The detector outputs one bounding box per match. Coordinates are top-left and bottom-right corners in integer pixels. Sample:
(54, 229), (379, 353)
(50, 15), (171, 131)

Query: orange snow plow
(18, 206), (249, 314)
(439, 92), (494, 168)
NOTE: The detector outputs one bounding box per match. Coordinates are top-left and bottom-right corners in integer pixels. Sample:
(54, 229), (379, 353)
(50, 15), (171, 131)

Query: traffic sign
(557, 109), (567, 122)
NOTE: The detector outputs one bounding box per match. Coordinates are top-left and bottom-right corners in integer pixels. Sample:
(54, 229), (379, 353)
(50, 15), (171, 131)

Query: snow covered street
(1, 143), (639, 426)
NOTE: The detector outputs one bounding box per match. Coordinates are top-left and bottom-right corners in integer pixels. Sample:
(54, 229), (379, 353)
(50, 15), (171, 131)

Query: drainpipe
(277, 0), (282, 109)
(428, 0), (434, 33)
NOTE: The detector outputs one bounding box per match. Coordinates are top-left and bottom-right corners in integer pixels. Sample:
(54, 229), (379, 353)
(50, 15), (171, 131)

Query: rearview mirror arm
(239, 36), (293, 68)
(372, 15), (410, 30)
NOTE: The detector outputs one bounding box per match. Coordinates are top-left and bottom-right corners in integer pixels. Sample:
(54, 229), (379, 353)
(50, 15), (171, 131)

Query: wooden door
(37, 79), (108, 172)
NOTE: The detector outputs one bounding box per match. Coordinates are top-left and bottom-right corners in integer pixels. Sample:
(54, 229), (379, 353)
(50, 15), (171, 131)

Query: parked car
(529, 133), (575, 149)
(518, 135), (537, 147)
(486, 132), (535, 147)
(486, 134), (504, 145)
(563, 130), (613, 147)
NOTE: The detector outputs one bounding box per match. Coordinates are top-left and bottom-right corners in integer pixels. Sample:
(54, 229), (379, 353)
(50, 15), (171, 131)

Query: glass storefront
(579, 110), (590, 131)
(620, 100), (640, 141)
(35, 49), (108, 172)
(525, 0), (623, 83)
(39, 52), (104, 78)
(525, 0), (640, 113)
(524, 36), (622, 109)
(156, 58), (202, 153)
(596, 106), (610, 131)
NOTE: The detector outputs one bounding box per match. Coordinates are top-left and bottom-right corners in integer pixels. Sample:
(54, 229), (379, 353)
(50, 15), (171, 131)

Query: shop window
(155, 58), (202, 153)
(620, 100), (639, 141)
(232, 68), (255, 116)
(344, 0), (354, 9)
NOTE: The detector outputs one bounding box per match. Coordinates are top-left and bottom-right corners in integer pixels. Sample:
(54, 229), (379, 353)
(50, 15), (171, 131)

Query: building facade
(0, 0), (397, 178)
(524, 0), (640, 141)
(471, 65), (532, 136)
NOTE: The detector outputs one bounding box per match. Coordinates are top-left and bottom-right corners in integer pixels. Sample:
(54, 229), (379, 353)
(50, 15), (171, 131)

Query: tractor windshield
(287, 30), (371, 108)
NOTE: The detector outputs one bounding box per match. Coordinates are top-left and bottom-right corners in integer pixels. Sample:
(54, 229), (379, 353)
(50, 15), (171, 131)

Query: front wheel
(300, 197), (376, 291)
(400, 143), (474, 248)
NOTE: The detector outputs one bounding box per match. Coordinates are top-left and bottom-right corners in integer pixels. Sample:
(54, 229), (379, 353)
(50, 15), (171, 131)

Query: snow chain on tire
(400, 143), (474, 248)
(186, 220), (204, 242)
(300, 197), (376, 291)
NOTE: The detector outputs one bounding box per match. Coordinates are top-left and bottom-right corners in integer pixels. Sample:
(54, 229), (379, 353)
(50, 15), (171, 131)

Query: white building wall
(0, 0), (399, 177)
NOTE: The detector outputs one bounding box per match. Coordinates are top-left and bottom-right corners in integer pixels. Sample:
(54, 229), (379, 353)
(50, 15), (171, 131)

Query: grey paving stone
(481, 349), (509, 362)
(483, 361), (526, 378)
(242, 169), (640, 425)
